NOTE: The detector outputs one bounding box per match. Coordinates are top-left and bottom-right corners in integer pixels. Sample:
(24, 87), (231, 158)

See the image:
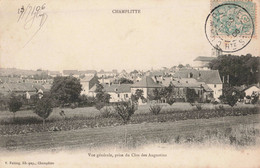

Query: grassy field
(0, 102), (256, 121)
(0, 114), (259, 151)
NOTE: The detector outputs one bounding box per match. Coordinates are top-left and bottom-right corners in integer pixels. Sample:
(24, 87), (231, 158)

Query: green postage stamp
(205, 0), (257, 52)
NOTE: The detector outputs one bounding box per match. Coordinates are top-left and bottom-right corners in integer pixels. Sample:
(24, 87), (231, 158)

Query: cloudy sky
(0, 0), (259, 71)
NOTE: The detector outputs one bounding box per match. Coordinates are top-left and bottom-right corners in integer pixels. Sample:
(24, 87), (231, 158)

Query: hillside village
(1, 49), (259, 106)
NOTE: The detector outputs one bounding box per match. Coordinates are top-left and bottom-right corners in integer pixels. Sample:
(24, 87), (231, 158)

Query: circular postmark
(205, 3), (254, 53)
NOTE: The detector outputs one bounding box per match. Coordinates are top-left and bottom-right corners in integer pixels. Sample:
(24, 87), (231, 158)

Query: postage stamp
(205, 0), (257, 52)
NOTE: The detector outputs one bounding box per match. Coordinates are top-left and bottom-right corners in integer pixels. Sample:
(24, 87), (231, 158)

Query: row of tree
(209, 54), (260, 86)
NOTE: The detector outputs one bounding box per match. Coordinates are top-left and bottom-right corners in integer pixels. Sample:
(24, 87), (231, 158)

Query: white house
(103, 84), (131, 102)
(80, 75), (99, 95)
(131, 76), (161, 99)
(243, 85), (260, 97)
(173, 69), (223, 100)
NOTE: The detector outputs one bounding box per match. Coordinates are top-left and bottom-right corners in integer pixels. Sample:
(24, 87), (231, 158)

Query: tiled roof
(201, 83), (213, 92)
(0, 83), (49, 93)
(173, 69), (222, 84)
(242, 84), (260, 92)
(81, 76), (97, 82)
(131, 76), (162, 88)
(0, 77), (23, 83)
(196, 70), (222, 84)
(103, 84), (131, 93)
(3, 83), (36, 92)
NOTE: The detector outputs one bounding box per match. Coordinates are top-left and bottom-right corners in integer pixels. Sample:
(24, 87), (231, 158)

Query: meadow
(0, 102), (259, 151)
(0, 114), (259, 151)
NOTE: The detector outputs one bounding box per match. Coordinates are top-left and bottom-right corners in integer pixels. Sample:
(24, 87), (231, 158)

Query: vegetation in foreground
(0, 106), (258, 135)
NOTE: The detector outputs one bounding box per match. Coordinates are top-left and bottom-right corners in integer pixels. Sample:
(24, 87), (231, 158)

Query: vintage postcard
(0, 0), (260, 167)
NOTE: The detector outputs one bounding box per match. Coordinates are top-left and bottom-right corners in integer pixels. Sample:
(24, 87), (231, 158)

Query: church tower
(211, 45), (222, 57)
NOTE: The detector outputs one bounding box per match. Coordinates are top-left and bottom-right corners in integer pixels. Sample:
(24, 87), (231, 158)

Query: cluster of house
(0, 76), (52, 99)
(0, 47), (259, 103)
(80, 69), (224, 103)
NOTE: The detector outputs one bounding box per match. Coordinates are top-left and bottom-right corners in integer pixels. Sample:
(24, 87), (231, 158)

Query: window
(125, 94), (128, 98)
(214, 84), (216, 88)
(118, 94), (120, 97)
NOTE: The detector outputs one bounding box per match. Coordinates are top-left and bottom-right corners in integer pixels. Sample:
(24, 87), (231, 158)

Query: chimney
(222, 76), (225, 83)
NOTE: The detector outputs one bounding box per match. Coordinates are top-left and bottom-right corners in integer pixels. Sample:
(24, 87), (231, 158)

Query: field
(0, 102), (256, 120)
(0, 102), (259, 151)
(0, 113), (259, 151)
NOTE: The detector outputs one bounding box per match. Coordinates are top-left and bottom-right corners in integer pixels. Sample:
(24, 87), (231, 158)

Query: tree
(186, 88), (198, 104)
(209, 54), (260, 86)
(149, 103), (162, 115)
(95, 83), (111, 103)
(114, 101), (137, 124)
(51, 76), (82, 106)
(219, 87), (240, 107)
(8, 95), (23, 120)
(251, 95), (259, 104)
(178, 64), (184, 69)
(0, 93), (9, 110)
(148, 88), (161, 101)
(131, 89), (144, 103)
(117, 78), (133, 84)
(34, 97), (53, 125)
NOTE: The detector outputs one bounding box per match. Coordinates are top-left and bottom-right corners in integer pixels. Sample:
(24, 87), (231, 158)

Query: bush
(114, 101), (137, 124)
(166, 97), (175, 105)
(251, 95), (259, 104)
(8, 95), (23, 119)
(149, 104), (162, 115)
(95, 102), (106, 111)
(34, 97), (53, 125)
(195, 103), (202, 111)
(100, 106), (113, 118)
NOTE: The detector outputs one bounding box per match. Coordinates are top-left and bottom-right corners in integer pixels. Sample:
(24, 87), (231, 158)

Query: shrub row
(0, 106), (259, 135)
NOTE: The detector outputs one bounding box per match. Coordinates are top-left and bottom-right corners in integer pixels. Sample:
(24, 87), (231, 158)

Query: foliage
(148, 88), (161, 101)
(195, 103), (202, 111)
(0, 93), (9, 110)
(8, 95), (23, 119)
(78, 94), (95, 107)
(117, 78), (133, 84)
(114, 101), (137, 124)
(220, 87), (240, 107)
(95, 83), (111, 104)
(95, 102), (106, 111)
(149, 104), (162, 115)
(148, 84), (175, 105)
(186, 88), (198, 104)
(131, 89), (145, 103)
(178, 64), (184, 69)
(34, 97), (53, 125)
(51, 76), (82, 106)
(251, 95), (259, 104)
(166, 97), (175, 105)
(209, 54), (260, 86)
(1, 106), (259, 135)
(100, 106), (114, 118)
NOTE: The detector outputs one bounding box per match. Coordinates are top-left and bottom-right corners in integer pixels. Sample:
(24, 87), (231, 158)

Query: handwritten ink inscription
(17, 3), (48, 46)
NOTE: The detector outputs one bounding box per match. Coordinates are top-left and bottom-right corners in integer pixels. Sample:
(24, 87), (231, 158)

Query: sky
(0, 0), (259, 72)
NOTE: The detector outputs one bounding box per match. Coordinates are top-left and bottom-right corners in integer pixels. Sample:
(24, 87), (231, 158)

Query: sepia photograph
(0, 0), (260, 167)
